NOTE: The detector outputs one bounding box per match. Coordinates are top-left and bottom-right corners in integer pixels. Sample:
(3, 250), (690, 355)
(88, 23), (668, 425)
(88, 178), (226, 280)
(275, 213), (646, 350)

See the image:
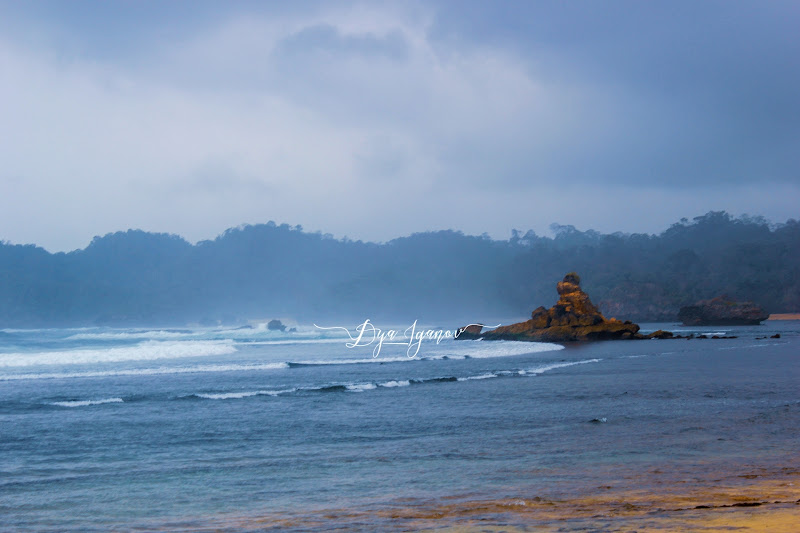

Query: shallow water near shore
(1, 321), (798, 531)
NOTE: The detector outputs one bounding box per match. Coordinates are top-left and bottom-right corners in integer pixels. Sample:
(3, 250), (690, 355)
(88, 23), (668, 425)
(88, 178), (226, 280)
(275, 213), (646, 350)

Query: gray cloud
(0, 1), (797, 252)
(427, 0), (800, 187)
(277, 24), (409, 62)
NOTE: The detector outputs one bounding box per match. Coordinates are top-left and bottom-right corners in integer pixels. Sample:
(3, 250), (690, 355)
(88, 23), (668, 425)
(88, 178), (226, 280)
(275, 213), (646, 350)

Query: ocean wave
(283, 341), (563, 367)
(435, 340), (564, 358)
(49, 397), (124, 408)
(192, 389), (295, 400)
(286, 355), (472, 367)
(416, 376), (459, 383)
(58, 325), (352, 343)
(244, 338), (357, 346)
(287, 355), (419, 367)
(66, 330), (193, 341)
(1, 327), (95, 333)
(457, 373), (498, 381)
(0, 361), (289, 381)
(520, 359), (602, 375)
(0, 340), (237, 368)
(345, 383), (377, 392)
(315, 384), (349, 393)
(179, 359), (604, 401)
(379, 380), (411, 388)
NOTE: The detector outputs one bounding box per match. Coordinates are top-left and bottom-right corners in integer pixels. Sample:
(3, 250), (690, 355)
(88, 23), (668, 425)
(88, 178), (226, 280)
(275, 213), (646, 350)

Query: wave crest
(49, 397), (123, 407)
(0, 340), (237, 368)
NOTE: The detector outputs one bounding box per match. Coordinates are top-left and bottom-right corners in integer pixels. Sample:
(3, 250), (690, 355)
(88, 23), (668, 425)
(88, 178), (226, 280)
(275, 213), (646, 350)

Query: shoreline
(205, 460), (800, 531)
(768, 313), (800, 321)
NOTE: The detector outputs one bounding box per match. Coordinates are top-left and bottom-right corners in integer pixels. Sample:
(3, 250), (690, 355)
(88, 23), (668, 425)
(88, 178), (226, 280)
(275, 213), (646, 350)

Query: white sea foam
(62, 325), (351, 343)
(0, 361), (289, 381)
(0, 340), (237, 368)
(457, 373), (498, 381)
(521, 359), (602, 375)
(153, 360), (606, 402)
(379, 380), (411, 387)
(286, 340), (563, 366)
(346, 383), (378, 392)
(50, 397), (124, 407)
(436, 340), (564, 359)
(290, 356), (419, 365)
(243, 338), (351, 346)
(195, 389), (294, 400)
(2, 327), (94, 333)
(66, 330), (193, 341)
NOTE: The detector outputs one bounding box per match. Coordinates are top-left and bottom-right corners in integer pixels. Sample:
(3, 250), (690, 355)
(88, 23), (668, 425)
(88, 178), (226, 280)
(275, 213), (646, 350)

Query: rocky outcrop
(267, 319), (287, 332)
(459, 273), (655, 342)
(456, 324), (485, 339)
(678, 296), (769, 326)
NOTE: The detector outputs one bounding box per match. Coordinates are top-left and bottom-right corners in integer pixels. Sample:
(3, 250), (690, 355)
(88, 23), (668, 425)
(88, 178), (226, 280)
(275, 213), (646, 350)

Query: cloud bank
(0, 1), (797, 251)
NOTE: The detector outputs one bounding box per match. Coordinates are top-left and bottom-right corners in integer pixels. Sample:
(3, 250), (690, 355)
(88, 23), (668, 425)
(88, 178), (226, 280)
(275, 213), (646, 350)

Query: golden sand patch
(215, 466), (800, 531)
(768, 313), (800, 320)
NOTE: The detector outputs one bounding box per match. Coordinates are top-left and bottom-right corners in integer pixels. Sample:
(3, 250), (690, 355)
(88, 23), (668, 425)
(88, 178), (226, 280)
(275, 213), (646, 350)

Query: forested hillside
(1, 212), (797, 326)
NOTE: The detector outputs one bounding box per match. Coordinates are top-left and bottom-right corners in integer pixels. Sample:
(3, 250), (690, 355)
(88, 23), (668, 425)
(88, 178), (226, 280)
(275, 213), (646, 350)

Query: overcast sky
(1, 1), (798, 251)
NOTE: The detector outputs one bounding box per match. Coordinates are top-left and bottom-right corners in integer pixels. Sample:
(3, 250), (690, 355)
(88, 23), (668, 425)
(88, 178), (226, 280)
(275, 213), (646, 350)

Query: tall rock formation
(459, 273), (651, 342)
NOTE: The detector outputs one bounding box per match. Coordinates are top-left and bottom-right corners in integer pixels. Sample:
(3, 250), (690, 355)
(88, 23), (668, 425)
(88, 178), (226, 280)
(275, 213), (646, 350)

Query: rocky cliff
(678, 296), (769, 326)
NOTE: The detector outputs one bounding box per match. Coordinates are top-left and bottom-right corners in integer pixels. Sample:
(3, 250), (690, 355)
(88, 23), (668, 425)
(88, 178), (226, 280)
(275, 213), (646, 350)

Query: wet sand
(211, 460), (799, 532)
(414, 469), (800, 532)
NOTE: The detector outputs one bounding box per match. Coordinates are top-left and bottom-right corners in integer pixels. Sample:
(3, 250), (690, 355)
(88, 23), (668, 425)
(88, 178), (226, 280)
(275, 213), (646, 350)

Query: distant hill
(1, 212), (798, 327)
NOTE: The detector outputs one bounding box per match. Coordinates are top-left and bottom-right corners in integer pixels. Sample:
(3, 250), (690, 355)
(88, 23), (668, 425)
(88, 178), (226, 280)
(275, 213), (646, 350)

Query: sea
(1, 320), (798, 531)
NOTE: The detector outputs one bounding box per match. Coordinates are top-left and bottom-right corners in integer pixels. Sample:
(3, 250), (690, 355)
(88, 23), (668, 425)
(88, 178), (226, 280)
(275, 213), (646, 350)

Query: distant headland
(0, 211), (796, 327)
(678, 296), (769, 326)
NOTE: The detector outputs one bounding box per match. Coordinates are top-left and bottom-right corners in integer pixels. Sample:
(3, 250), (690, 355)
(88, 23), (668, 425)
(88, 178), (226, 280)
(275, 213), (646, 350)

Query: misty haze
(2, 2), (798, 532)
(0, 211), (796, 328)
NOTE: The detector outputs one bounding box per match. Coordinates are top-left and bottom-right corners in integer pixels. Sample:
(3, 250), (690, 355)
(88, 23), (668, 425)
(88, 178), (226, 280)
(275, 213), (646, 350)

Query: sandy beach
(218, 459), (800, 532)
(417, 466), (800, 532)
(768, 314), (800, 321)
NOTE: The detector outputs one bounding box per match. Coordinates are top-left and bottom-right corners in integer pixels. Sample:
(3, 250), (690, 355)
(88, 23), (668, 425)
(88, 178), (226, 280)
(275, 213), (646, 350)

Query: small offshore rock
(456, 324), (484, 339)
(267, 319), (287, 332)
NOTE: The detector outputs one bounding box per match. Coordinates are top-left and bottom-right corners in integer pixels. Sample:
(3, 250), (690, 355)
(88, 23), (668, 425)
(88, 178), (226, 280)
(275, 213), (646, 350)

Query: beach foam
(345, 383), (378, 392)
(0, 361), (289, 381)
(457, 373), (498, 381)
(187, 360), (604, 401)
(66, 330), (192, 341)
(520, 359), (602, 375)
(379, 380), (411, 388)
(434, 340), (564, 359)
(0, 340), (237, 368)
(193, 389), (295, 400)
(49, 397), (124, 408)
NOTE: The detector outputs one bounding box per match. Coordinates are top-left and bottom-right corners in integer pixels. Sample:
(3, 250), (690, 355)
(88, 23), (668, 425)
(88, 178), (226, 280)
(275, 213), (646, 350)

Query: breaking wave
(0, 340), (237, 368)
(187, 358), (604, 400)
(49, 397), (124, 408)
